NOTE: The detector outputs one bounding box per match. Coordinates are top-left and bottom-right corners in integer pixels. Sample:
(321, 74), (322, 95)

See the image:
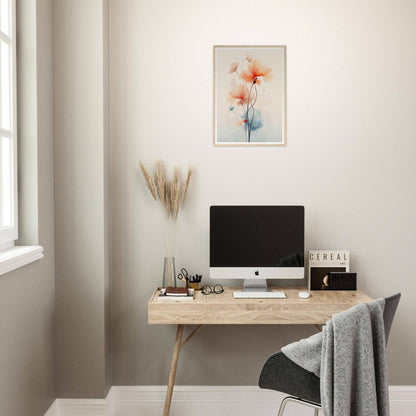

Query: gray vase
(162, 257), (176, 288)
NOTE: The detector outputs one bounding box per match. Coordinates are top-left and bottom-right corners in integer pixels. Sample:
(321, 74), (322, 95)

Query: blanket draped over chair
(282, 299), (389, 416)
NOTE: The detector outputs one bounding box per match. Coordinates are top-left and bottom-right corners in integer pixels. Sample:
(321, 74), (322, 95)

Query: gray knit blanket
(282, 299), (389, 416)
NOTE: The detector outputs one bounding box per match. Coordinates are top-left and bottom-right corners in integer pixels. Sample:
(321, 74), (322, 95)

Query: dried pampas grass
(156, 160), (166, 203)
(171, 167), (180, 219)
(181, 167), (192, 206)
(139, 160), (193, 260)
(139, 161), (157, 201)
(164, 182), (171, 217)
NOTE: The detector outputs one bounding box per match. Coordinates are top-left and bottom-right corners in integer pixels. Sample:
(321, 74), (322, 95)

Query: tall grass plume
(139, 160), (193, 284)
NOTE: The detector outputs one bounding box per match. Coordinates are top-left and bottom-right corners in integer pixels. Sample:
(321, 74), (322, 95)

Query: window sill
(0, 245), (44, 276)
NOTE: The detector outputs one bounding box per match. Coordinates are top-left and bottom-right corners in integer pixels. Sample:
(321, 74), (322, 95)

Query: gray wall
(0, 0), (55, 415)
(110, 0), (416, 386)
(54, 0), (111, 398)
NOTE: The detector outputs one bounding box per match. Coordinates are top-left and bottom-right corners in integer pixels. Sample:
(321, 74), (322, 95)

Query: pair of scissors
(177, 268), (190, 283)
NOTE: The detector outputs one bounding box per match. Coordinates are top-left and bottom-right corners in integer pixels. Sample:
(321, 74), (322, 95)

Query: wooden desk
(148, 287), (372, 416)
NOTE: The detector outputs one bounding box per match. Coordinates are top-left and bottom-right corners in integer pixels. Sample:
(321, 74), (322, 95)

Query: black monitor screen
(210, 206), (304, 267)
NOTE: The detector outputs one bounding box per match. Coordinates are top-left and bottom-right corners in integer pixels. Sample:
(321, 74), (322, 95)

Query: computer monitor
(209, 206), (305, 290)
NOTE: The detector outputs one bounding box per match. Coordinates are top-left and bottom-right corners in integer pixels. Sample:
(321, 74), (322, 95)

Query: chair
(258, 293), (401, 416)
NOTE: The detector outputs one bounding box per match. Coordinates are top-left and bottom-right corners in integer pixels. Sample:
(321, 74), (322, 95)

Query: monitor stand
(243, 279), (268, 292)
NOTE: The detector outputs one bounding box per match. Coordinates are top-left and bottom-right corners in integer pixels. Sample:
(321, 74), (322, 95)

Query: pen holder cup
(189, 282), (200, 290)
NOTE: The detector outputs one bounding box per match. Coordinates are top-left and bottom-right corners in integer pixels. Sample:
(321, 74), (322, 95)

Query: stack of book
(158, 287), (195, 301)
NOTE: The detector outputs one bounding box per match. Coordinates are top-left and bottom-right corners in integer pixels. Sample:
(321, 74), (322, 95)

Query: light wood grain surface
(148, 287), (373, 325)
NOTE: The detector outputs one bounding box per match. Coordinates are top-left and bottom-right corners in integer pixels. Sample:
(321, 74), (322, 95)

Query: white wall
(0, 1), (56, 415)
(110, 0), (416, 385)
(54, 0), (111, 398)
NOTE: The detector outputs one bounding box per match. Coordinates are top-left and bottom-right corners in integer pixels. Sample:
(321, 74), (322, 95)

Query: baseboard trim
(47, 385), (416, 416)
(56, 393), (111, 416)
(389, 386), (416, 415)
(43, 400), (58, 416)
(111, 385), (282, 403)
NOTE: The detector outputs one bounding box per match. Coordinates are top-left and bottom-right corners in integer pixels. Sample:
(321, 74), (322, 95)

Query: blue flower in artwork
(229, 105), (235, 111)
(242, 109), (263, 131)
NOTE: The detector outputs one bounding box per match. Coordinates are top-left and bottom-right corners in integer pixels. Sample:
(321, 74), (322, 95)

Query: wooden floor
(148, 287), (372, 325)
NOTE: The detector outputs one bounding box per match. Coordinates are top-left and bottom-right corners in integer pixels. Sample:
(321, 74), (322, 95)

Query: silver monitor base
(243, 279), (268, 292)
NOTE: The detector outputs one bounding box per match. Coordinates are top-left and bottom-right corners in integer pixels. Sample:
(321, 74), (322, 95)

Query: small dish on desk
(298, 291), (311, 299)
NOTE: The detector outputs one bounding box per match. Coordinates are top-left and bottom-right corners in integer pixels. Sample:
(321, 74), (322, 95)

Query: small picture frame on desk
(328, 272), (357, 290)
(310, 267), (347, 290)
(308, 250), (349, 290)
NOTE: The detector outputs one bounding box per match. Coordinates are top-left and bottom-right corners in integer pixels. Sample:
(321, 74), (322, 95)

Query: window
(0, 0), (43, 274)
(0, 0), (17, 248)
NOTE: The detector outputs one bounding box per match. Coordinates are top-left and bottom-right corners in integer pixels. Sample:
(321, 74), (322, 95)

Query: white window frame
(0, 0), (43, 275)
(0, 0), (18, 248)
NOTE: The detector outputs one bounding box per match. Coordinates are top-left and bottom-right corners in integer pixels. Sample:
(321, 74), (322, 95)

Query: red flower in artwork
(229, 62), (239, 73)
(228, 83), (249, 105)
(241, 60), (273, 85)
(226, 54), (273, 143)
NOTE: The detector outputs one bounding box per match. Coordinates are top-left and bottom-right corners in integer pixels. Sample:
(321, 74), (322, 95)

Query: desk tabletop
(148, 287), (372, 325)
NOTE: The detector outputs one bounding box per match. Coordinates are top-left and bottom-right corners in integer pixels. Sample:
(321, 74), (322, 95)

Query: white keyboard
(233, 291), (286, 299)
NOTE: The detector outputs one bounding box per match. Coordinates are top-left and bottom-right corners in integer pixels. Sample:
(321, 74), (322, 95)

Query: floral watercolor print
(214, 46), (286, 145)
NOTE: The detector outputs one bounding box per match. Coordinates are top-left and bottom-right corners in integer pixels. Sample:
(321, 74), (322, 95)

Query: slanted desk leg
(163, 324), (184, 416)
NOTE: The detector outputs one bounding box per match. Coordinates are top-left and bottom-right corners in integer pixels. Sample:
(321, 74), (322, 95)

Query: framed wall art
(213, 45), (287, 146)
